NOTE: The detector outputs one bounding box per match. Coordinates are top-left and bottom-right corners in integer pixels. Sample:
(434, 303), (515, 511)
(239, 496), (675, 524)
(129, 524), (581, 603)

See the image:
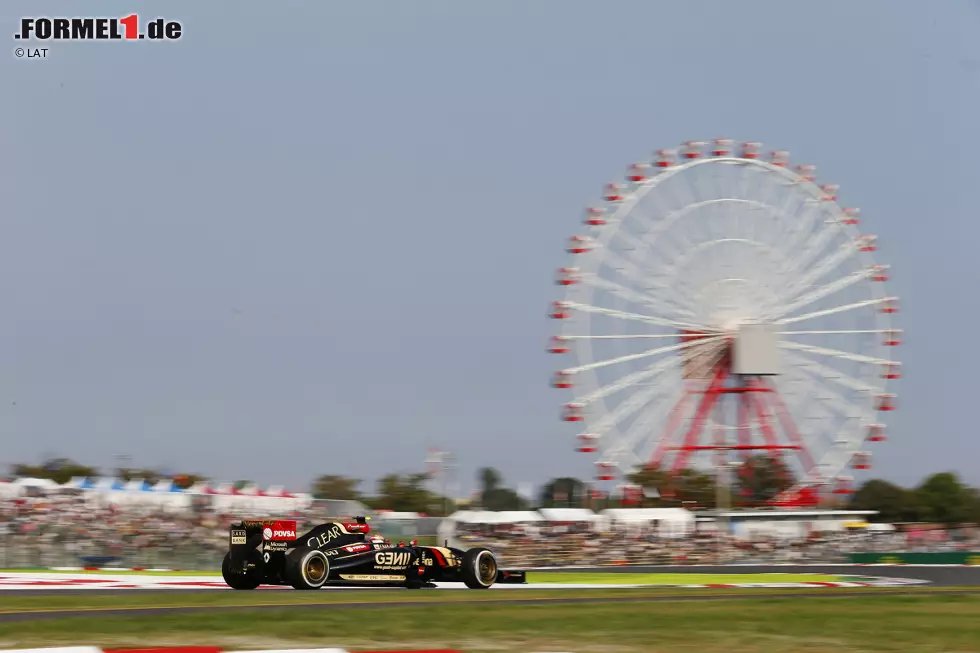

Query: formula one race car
(221, 516), (526, 590)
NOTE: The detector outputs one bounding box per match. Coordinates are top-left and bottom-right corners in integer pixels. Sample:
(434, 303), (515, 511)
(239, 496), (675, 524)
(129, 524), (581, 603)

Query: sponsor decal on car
(307, 523), (351, 549)
(344, 543), (370, 553)
(374, 551), (412, 570)
(230, 529), (247, 545)
(265, 540), (288, 552)
(261, 521), (297, 541)
(339, 573), (405, 582)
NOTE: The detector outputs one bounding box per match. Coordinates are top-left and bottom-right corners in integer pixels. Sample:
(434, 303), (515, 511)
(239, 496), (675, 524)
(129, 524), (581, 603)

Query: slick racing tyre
(461, 547), (497, 589)
(222, 551), (262, 590)
(285, 545), (330, 590)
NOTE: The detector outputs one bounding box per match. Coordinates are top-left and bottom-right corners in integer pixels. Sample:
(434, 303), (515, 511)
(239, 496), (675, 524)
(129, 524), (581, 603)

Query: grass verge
(0, 585), (960, 612)
(0, 593), (976, 652)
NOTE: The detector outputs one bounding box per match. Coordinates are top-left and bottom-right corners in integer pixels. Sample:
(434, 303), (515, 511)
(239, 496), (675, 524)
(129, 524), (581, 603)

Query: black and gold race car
(221, 516), (526, 590)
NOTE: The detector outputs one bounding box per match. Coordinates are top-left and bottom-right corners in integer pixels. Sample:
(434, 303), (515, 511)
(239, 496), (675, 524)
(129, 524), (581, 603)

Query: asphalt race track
(542, 564), (980, 587)
(0, 565), (978, 622)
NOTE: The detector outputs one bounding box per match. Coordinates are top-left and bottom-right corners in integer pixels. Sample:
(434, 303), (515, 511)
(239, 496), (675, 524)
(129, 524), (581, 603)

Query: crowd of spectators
(2, 489), (978, 571)
(452, 520), (980, 568)
(0, 491), (350, 570)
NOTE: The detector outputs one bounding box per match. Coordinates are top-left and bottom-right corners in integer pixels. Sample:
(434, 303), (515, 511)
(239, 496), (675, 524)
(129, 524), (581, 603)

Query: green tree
(116, 467), (168, 484)
(481, 487), (528, 511)
(364, 472), (451, 514)
(311, 474), (362, 501)
(849, 479), (917, 522)
(538, 477), (587, 508)
(11, 458), (99, 485)
(473, 467), (527, 511)
(733, 454), (795, 505)
(625, 465), (717, 509)
(478, 467), (501, 495)
(913, 472), (979, 525)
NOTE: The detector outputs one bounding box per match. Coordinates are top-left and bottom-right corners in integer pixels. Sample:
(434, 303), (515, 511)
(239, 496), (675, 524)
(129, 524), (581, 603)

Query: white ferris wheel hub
(548, 139), (900, 504)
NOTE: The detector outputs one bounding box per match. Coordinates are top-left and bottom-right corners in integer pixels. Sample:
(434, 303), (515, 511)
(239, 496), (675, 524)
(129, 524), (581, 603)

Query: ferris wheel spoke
(562, 335), (726, 375)
(608, 226), (709, 318)
(562, 301), (711, 332)
(573, 352), (689, 406)
(766, 267), (872, 320)
(774, 203), (841, 274)
(783, 349), (881, 395)
(784, 361), (870, 420)
(776, 296), (893, 326)
(779, 340), (892, 366)
(586, 375), (679, 440)
(780, 329), (889, 336)
(776, 241), (861, 307)
(585, 272), (697, 321)
(624, 199), (783, 274)
(565, 333), (716, 340)
(605, 386), (687, 463)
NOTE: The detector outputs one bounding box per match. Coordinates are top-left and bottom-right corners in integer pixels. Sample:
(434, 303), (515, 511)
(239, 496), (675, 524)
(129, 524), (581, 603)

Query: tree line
(8, 456), (980, 525)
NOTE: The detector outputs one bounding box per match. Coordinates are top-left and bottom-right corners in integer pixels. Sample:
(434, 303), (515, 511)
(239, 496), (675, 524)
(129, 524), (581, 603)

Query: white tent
(536, 508), (597, 522)
(446, 510), (544, 524)
(12, 477), (59, 490)
(375, 511), (422, 520)
(598, 507), (696, 537)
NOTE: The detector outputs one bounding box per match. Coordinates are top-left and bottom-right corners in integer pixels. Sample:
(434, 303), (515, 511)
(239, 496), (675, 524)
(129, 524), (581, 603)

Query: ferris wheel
(548, 139), (900, 500)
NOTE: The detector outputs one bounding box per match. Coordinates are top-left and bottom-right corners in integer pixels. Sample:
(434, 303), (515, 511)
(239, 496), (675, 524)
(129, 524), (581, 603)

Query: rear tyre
(285, 545), (330, 590)
(461, 547), (497, 589)
(222, 551), (262, 590)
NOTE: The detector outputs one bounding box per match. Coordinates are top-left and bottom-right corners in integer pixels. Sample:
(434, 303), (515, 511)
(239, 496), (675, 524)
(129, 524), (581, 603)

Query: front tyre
(285, 545), (330, 590)
(461, 547), (497, 589)
(222, 551), (262, 590)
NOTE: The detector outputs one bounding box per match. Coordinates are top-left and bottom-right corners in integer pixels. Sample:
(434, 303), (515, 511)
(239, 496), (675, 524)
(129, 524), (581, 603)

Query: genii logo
(374, 551), (411, 569)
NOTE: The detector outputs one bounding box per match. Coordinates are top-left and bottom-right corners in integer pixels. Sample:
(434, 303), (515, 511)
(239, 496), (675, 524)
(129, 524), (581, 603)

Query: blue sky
(2, 0), (979, 496)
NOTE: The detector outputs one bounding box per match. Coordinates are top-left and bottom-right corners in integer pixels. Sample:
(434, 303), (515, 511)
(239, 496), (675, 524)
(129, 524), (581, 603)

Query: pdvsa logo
(273, 529), (296, 539)
(14, 15), (182, 41)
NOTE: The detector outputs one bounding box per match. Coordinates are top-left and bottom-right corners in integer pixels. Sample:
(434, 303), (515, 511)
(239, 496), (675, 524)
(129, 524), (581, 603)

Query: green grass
(0, 585), (960, 612)
(0, 592), (976, 652)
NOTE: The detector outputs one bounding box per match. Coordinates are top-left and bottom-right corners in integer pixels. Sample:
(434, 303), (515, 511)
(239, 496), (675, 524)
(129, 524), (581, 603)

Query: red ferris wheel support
(650, 342), (815, 494)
